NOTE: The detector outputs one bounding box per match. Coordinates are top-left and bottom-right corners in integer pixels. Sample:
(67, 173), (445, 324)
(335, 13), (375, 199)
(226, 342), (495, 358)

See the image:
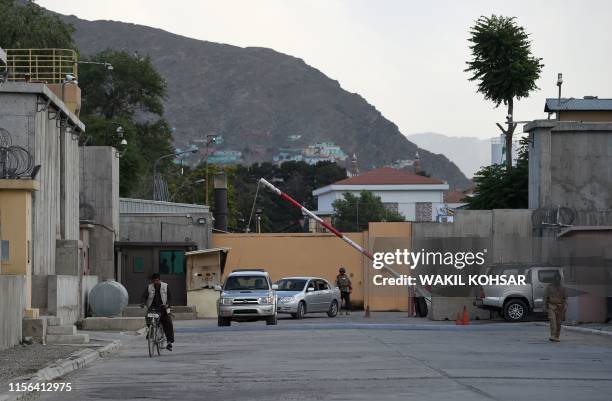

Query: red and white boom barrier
(258, 177), (403, 279)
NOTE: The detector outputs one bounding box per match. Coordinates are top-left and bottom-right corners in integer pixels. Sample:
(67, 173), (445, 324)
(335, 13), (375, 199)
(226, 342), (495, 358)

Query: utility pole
(194, 133), (220, 206)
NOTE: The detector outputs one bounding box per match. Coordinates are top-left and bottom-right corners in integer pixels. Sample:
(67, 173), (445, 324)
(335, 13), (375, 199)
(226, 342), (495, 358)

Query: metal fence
(5, 48), (78, 83)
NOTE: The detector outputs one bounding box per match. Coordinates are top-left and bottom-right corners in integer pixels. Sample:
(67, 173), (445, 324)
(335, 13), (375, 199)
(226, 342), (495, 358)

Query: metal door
(122, 248), (153, 304)
(304, 280), (320, 312)
(158, 249), (187, 305)
(317, 280), (333, 310)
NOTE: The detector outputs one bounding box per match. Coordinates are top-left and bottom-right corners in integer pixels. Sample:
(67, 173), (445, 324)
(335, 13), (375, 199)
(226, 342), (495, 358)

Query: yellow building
(0, 179), (38, 312)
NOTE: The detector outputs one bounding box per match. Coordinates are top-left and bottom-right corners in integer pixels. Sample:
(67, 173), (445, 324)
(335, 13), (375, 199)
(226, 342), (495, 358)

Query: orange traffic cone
(364, 305), (371, 318)
(461, 306), (470, 325)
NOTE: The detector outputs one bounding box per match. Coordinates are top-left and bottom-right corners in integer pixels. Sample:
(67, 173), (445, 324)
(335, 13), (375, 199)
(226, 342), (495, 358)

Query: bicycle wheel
(155, 325), (164, 356)
(148, 326), (156, 358)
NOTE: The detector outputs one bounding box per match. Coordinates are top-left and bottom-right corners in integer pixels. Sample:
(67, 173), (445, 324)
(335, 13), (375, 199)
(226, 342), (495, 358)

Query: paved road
(33, 315), (612, 401)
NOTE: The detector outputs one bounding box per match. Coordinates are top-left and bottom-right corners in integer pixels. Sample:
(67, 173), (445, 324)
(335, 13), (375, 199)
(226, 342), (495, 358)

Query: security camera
(65, 74), (76, 82)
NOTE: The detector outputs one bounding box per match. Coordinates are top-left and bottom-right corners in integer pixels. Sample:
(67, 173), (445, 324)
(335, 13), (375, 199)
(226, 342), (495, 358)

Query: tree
(78, 50), (174, 197)
(332, 191), (405, 232)
(0, 0), (75, 49)
(79, 50), (166, 119)
(465, 137), (528, 210)
(168, 161), (347, 233)
(465, 15), (543, 169)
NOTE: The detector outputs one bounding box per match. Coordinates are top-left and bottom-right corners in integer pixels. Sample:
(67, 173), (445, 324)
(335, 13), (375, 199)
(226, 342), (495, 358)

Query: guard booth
(115, 242), (197, 305)
(185, 247), (229, 317)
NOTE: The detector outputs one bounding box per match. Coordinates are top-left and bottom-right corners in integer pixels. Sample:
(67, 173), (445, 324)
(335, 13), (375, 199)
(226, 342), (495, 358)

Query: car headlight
(258, 296), (274, 304)
(220, 298), (233, 305)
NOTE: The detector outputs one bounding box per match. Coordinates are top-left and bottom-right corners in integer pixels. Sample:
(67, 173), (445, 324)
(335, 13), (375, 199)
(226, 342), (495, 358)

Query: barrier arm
(258, 177), (406, 279)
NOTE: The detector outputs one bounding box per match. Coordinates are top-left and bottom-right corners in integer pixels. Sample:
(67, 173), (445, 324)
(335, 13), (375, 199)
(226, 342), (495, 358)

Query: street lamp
(153, 148), (199, 201)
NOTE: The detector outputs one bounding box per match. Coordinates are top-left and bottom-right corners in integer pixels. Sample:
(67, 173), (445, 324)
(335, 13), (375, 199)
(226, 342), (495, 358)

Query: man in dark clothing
(544, 272), (567, 342)
(335, 267), (352, 315)
(140, 273), (175, 351)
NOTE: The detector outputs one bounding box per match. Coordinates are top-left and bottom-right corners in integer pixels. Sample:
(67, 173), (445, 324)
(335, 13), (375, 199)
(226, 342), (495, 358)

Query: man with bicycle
(140, 273), (175, 351)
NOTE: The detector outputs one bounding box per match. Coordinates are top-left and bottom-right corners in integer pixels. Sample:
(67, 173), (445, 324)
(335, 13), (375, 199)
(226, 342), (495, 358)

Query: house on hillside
(312, 167), (449, 222)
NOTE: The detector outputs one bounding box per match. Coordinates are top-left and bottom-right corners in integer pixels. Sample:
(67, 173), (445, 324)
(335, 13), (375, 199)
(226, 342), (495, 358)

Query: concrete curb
(535, 322), (612, 338)
(0, 340), (121, 401)
(561, 325), (612, 338)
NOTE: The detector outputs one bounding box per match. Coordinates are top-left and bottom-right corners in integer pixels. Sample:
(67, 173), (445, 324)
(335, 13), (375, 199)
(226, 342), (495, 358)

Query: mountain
(57, 13), (471, 189)
(407, 133), (492, 179)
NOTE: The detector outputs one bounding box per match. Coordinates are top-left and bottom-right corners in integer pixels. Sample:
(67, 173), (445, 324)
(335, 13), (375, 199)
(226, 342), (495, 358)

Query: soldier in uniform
(335, 267), (352, 315)
(544, 271), (567, 342)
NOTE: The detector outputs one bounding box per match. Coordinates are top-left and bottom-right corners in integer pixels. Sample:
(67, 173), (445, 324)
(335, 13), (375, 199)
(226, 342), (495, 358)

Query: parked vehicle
(275, 277), (340, 319)
(216, 269), (278, 326)
(474, 265), (563, 322)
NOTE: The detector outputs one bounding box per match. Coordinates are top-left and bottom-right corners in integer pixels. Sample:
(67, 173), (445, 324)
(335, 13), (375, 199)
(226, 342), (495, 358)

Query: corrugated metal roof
(120, 198), (209, 214)
(185, 247), (230, 256)
(545, 98), (612, 112)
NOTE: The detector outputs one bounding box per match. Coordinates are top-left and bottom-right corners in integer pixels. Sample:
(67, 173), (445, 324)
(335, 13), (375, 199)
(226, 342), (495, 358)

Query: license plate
(147, 313), (159, 318)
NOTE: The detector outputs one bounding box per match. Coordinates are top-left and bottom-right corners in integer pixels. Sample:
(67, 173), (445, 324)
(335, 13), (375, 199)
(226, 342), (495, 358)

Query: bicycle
(146, 308), (167, 357)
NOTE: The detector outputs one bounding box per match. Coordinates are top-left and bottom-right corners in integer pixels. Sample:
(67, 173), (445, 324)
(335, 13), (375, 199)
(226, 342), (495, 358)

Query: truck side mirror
(271, 284), (278, 290)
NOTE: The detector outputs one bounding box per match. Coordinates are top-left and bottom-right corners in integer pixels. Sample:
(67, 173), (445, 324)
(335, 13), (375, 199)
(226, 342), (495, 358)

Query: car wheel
(503, 299), (528, 322)
(217, 317), (230, 327)
(266, 314), (278, 325)
(327, 300), (338, 317)
(295, 302), (306, 320)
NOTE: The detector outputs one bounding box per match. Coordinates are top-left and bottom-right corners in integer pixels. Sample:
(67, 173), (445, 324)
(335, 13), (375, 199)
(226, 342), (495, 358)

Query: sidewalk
(0, 329), (143, 401)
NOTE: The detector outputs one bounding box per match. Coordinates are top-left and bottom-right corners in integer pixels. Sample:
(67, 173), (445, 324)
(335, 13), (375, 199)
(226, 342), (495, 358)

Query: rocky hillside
(59, 13), (471, 189)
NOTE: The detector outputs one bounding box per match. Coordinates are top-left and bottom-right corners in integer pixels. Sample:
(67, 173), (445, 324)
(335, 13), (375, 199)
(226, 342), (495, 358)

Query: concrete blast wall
(412, 209), (538, 320)
(48, 275), (80, 324)
(0, 83), (82, 276)
(79, 147), (119, 279)
(0, 275), (25, 350)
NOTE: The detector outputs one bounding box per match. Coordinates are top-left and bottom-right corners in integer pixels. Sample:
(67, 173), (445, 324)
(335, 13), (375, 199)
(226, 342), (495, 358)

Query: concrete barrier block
(46, 333), (89, 344)
(81, 317), (145, 331)
(430, 296), (491, 321)
(22, 317), (47, 341)
(47, 325), (77, 335)
(46, 316), (64, 326)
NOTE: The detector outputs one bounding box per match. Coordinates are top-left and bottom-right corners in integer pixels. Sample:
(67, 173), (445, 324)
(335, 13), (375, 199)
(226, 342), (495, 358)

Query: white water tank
(89, 280), (129, 317)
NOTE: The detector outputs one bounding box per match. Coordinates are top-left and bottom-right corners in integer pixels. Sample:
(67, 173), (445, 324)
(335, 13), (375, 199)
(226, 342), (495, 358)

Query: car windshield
(224, 275), (269, 291)
(276, 279), (307, 291)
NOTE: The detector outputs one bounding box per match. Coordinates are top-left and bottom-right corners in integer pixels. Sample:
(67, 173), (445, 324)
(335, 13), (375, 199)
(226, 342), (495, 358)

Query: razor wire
(0, 127), (35, 179)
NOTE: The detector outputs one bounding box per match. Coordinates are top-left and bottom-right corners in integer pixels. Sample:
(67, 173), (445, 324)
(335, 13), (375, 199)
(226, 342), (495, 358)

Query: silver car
(216, 269), (278, 326)
(276, 277), (340, 319)
(474, 265), (563, 322)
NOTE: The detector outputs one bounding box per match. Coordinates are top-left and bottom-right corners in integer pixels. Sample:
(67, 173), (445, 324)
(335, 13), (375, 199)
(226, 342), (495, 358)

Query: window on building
(1, 240), (9, 262)
(134, 256), (144, 273)
(159, 250), (185, 275)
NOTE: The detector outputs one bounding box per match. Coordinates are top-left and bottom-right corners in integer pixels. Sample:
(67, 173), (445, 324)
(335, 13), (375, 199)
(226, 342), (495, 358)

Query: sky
(38, 0), (612, 140)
